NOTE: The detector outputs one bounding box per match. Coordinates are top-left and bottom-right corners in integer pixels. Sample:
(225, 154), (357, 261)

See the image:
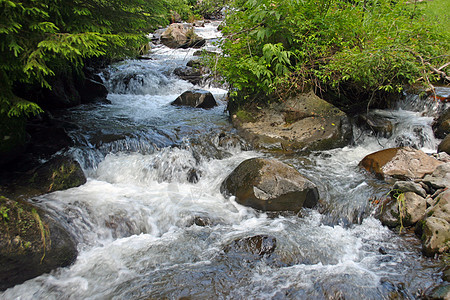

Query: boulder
(425, 189), (450, 222)
(357, 113), (393, 137)
(10, 155), (86, 198)
(438, 134), (450, 155)
(220, 158), (319, 212)
(392, 181), (427, 198)
(230, 91), (352, 152)
(0, 197), (77, 291)
(433, 107), (450, 139)
(160, 23), (206, 49)
(424, 284), (450, 300)
(171, 90), (217, 109)
(422, 163), (450, 190)
(223, 235), (277, 257)
(378, 192), (427, 228)
(77, 75), (108, 104)
(418, 216), (450, 256)
(359, 147), (443, 180)
(173, 66), (202, 85)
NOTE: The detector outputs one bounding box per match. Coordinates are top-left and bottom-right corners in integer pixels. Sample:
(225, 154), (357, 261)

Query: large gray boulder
(0, 197), (77, 291)
(220, 158), (319, 212)
(160, 23), (205, 49)
(171, 90), (217, 109)
(359, 147), (443, 180)
(230, 91), (352, 152)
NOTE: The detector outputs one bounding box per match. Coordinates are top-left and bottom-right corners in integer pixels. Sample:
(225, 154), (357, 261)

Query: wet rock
(418, 217), (450, 256)
(186, 59), (202, 68)
(187, 168), (200, 183)
(0, 197), (77, 291)
(231, 91), (352, 152)
(192, 216), (212, 227)
(378, 192), (426, 228)
(433, 107), (450, 139)
(173, 66), (202, 85)
(11, 155), (86, 198)
(425, 189), (450, 222)
(220, 158), (319, 212)
(438, 134), (450, 155)
(171, 90), (217, 109)
(224, 235), (277, 257)
(392, 181), (427, 198)
(422, 163), (450, 190)
(160, 23), (205, 49)
(357, 113), (393, 137)
(359, 147), (443, 180)
(424, 283), (450, 300)
(77, 75), (108, 104)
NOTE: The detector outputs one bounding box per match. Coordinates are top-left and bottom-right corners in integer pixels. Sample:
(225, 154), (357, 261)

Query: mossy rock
(7, 155), (87, 199)
(0, 196), (77, 291)
(230, 91), (352, 152)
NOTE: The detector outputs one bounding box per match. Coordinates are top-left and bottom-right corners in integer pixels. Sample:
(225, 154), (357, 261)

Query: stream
(1, 21), (448, 299)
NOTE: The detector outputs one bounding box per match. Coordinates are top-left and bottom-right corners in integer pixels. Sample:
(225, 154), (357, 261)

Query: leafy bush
(215, 0), (449, 108)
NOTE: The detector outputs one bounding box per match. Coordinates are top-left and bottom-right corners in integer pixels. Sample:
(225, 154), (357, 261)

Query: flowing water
(2, 22), (448, 299)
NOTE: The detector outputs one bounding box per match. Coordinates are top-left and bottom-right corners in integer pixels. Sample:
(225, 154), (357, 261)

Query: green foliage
(215, 0), (450, 107)
(193, 0), (230, 19)
(0, 0), (178, 119)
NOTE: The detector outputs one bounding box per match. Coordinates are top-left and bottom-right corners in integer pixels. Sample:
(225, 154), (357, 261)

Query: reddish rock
(359, 147), (443, 180)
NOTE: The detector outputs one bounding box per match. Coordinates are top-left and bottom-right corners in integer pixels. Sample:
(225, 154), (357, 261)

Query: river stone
(422, 163), (450, 189)
(230, 91), (352, 152)
(160, 23), (205, 49)
(392, 181), (427, 198)
(171, 90), (217, 109)
(220, 158), (319, 212)
(357, 113), (393, 137)
(359, 147), (443, 180)
(223, 235), (277, 257)
(425, 284), (450, 300)
(0, 197), (77, 291)
(433, 107), (450, 139)
(173, 66), (202, 85)
(420, 216), (450, 256)
(10, 155), (86, 198)
(438, 134), (450, 155)
(425, 189), (450, 222)
(378, 192), (426, 228)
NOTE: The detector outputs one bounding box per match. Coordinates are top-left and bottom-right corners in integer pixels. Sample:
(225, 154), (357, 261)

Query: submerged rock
(359, 147), (443, 180)
(160, 23), (205, 49)
(223, 235), (277, 257)
(220, 158), (319, 212)
(0, 197), (77, 291)
(171, 90), (217, 109)
(230, 91), (352, 152)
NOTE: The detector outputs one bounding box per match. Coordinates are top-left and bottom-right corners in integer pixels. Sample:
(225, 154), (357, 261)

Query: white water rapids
(1, 21), (447, 299)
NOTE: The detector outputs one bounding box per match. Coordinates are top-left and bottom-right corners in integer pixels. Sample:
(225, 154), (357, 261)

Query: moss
(235, 109), (257, 123)
(0, 196), (50, 256)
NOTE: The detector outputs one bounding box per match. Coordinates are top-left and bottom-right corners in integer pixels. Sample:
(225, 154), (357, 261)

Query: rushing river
(1, 21), (448, 299)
